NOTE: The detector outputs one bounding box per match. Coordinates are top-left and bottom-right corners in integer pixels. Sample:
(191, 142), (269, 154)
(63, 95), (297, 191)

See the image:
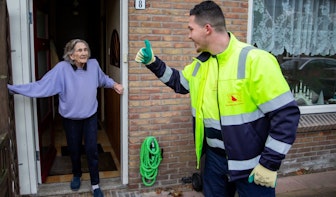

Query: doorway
(32, 0), (123, 183)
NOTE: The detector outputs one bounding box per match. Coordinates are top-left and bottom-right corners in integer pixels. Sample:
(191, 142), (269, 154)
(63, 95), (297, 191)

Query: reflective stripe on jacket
(146, 33), (300, 181)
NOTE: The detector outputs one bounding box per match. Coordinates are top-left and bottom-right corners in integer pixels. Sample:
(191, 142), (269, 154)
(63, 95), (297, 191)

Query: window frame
(247, 0), (336, 114)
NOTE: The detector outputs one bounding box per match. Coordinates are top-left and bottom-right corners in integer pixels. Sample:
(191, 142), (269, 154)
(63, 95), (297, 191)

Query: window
(250, 0), (336, 113)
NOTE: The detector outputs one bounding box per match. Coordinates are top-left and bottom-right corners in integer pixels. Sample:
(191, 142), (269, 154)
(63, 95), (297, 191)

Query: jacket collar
(71, 63), (87, 71)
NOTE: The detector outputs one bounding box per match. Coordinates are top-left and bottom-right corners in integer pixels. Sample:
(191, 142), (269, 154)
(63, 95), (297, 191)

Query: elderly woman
(8, 39), (123, 197)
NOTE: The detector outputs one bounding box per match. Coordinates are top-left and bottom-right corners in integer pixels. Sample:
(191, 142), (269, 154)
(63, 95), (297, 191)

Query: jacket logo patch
(226, 93), (243, 106)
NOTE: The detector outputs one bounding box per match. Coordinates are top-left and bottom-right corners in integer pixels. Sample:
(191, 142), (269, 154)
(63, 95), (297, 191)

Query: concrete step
(37, 177), (129, 196)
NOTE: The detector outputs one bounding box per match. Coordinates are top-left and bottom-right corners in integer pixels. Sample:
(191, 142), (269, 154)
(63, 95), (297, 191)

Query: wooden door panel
(33, 0), (56, 183)
(105, 89), (120, 161)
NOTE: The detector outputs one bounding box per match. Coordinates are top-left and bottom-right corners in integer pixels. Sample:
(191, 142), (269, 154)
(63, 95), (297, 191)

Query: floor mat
(49, 152), (117, 176)
(61, 144), (104, 156)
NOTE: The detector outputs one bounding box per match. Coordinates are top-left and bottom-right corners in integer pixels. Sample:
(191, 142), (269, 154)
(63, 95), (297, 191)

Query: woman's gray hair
(63, 39), (91, 64)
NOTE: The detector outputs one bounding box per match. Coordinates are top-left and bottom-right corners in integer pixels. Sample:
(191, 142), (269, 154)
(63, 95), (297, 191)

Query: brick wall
(128, 0), (249, 189)
(280, 113), (336, 176)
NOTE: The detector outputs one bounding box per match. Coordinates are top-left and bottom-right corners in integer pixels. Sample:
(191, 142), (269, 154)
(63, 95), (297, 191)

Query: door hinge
(29, 12), (33, 24)
(36, 151), (40, 161)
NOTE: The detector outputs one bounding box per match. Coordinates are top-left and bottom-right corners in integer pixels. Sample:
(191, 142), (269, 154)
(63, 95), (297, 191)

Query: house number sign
(135, 0), (145, 10)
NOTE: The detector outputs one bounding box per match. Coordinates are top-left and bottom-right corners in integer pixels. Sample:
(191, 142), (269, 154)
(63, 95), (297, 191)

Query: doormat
(49, 152), (117, 176)
(61, 144), (104, 156)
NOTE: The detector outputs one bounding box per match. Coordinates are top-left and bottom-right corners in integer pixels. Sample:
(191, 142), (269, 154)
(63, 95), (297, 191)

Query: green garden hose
(140, 136), (162, 186)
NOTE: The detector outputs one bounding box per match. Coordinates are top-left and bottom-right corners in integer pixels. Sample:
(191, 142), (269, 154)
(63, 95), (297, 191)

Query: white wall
(7, 0), (39, 194)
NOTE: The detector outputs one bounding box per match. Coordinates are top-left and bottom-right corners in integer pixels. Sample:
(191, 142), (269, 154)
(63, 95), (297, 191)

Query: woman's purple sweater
(7, 59), (115, 119)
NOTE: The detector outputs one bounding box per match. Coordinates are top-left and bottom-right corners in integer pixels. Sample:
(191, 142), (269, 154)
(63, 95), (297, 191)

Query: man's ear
(204, 24), (213, 34)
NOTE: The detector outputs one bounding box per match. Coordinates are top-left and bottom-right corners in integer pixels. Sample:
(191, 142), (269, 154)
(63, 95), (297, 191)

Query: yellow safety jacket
(146, 33), (300, 181)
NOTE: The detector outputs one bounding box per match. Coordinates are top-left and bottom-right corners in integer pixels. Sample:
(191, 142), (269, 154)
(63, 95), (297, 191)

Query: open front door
(33, 0), (56, 183)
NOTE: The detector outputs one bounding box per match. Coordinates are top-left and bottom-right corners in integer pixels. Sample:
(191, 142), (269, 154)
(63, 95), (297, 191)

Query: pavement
(275, 170), (336, 197)
(37, 170), (336, 196)
(140, 170), (336, 197)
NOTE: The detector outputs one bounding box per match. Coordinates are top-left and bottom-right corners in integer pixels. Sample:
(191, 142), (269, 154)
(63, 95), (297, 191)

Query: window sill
(299, 105), (336, 114)
(298, 112), (336, 132)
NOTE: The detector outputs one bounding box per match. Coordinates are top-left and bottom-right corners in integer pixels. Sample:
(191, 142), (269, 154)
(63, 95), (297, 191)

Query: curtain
(252, 0), (336, 56)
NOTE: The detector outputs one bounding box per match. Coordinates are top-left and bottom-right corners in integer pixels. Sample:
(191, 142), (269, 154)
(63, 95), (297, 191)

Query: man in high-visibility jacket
(135, 1), (300, 196)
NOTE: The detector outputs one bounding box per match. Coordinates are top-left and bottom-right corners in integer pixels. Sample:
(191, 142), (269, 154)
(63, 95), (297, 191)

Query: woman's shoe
(70, 176), (81, 191)
(93, 188), (104, 197)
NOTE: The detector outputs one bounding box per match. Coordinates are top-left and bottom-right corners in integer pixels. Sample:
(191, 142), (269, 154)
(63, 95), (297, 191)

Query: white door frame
(7, 0), (40, 194)
(120, 0), (129, 185)
(7, 0), (129, 194)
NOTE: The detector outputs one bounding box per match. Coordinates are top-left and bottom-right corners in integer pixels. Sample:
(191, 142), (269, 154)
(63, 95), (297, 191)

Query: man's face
(188, 15), (207, 53)
(70, 42), (89, 65)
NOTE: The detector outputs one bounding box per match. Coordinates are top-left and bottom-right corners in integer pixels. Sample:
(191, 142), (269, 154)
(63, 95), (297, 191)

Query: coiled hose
(140, 136), (162, 186)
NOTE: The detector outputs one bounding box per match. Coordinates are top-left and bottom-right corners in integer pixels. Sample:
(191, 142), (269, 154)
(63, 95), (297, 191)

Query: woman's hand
(113, 83), (124, 94)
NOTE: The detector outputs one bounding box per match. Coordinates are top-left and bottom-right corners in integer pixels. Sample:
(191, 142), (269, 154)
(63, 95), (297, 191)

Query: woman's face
(70, 42), (89, 66)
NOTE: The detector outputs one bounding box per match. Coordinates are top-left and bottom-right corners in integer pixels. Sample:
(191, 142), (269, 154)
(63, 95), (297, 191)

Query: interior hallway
(45, 115), (120, 184)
